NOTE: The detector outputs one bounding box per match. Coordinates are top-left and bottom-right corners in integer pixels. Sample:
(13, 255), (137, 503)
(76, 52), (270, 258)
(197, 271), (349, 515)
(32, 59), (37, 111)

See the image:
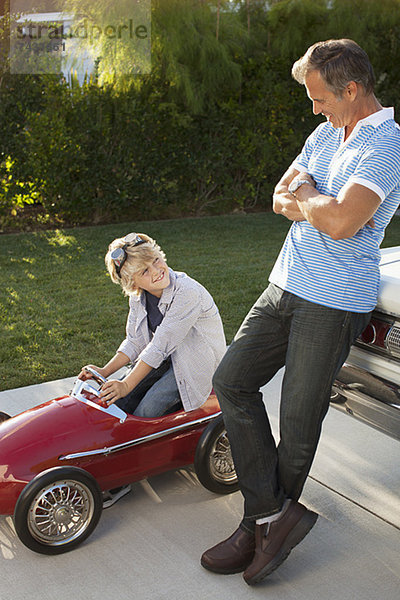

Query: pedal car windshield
(71, 378), (127, 422)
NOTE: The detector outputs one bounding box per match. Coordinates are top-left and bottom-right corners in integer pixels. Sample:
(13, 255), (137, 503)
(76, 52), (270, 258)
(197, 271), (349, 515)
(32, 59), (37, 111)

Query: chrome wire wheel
(208, 430), (237, 485)
(194, 415), (239, 494)
(27, 480), (94, 545)
(14, 467), (102, 554)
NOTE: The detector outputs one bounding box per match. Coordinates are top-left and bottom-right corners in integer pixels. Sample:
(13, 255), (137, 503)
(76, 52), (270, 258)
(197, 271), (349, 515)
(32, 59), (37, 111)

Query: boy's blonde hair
(105, 233), (166, 295)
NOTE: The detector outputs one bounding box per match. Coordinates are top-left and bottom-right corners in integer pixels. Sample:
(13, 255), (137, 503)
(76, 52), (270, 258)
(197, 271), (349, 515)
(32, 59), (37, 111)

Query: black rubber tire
(14, 466), (103, 555)
(0, 411), (12, 423)
(194, 414), (239, 495)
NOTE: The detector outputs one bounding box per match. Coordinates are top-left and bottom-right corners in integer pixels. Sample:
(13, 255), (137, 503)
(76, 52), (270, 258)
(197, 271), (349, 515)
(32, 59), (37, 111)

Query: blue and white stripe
(269, 108), (400, 312)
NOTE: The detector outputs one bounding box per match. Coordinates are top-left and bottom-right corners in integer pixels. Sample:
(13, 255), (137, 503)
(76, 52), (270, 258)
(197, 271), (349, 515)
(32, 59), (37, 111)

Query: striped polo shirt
(269, 108), (400, 312)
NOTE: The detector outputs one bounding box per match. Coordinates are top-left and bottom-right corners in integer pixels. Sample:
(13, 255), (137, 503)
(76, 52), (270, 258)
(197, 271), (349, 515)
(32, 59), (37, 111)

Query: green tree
(326, 0), (400, 106)
(63, 0), (247, 114)
(2, 0), (400, 231)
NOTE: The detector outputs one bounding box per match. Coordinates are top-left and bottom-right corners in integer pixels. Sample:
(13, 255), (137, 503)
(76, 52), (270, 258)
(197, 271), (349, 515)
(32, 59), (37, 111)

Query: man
(201, 39), (400, 586)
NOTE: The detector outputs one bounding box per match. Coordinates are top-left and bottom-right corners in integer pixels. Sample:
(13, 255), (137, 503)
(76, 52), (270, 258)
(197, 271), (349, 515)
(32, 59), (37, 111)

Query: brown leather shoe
(201, 526), (256, 574)
(243, 500), (318, 585)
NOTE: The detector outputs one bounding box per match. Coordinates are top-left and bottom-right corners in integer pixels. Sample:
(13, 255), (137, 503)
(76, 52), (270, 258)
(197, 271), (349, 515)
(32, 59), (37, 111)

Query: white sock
(256, 499), (291, 526)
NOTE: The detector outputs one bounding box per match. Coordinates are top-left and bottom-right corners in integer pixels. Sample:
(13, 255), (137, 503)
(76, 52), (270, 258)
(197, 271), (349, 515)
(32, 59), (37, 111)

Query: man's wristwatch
(288, 179), (311, 196)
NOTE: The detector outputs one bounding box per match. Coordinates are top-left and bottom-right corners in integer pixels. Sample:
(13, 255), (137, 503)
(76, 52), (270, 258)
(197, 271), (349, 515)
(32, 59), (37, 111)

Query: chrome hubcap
(28, 480), (94, 546)
(210, 432), (237, 484)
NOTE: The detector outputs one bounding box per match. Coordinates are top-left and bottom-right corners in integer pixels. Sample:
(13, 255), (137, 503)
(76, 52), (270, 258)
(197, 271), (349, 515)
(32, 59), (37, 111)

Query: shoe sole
(201, 555), (254, 575)
(244, 509), (318, 585)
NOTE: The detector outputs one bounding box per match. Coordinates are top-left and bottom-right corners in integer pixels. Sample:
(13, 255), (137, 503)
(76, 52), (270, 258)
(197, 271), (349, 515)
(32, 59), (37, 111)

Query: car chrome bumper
(331, 363), (400, 442)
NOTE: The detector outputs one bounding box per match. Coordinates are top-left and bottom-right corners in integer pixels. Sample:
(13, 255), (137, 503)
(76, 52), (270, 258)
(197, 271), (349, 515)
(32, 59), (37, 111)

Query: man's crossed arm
(273, 166), (380, 240)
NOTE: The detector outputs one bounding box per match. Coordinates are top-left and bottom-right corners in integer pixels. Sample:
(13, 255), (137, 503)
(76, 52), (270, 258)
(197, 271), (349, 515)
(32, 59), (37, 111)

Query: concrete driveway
(0, 370), (399, 600)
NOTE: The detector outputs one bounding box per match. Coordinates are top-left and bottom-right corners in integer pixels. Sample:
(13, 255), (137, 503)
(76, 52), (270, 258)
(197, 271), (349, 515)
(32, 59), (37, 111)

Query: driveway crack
(309, 475), (400, 531)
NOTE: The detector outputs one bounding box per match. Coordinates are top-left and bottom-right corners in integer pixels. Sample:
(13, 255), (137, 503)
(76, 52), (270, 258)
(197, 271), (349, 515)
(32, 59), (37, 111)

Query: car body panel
(332, 246), (400, 441)
(376, 246), (400, 316)
(0, 390), (221, 516)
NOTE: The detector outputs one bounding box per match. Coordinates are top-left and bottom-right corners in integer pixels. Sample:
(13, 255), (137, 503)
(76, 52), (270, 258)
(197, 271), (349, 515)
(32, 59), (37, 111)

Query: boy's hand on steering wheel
(100, 379), (130, 405)
(78, 365), (107, 381)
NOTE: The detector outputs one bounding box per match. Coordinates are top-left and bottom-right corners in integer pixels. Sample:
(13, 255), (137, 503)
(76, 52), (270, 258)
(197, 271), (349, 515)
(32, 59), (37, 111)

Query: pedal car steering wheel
(82, 366), (107, 386)
(71, 368), (127, 422)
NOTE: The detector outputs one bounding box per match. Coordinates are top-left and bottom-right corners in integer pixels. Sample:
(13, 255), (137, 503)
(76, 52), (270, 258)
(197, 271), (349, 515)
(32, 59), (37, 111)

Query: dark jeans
(212, 283), (371, 534)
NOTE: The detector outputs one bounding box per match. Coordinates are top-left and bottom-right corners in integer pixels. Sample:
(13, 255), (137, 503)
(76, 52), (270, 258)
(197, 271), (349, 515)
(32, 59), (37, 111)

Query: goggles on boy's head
(110, 233), (147, 277)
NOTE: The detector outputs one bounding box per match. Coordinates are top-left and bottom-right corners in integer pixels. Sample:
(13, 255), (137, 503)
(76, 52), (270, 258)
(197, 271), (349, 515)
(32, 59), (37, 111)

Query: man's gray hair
(292, 39), (375, 97)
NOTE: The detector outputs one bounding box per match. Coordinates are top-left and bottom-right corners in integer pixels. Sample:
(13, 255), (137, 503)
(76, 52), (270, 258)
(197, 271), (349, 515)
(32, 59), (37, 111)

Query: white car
(332, 246), (400, 441)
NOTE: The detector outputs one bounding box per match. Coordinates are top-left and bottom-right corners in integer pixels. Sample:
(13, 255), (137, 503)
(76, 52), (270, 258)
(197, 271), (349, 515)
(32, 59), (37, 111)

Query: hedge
(1, 0), (400, 231)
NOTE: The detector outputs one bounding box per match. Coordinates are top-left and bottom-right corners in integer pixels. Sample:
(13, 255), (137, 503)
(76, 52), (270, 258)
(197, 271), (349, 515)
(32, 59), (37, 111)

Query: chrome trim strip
(331, 384), (400, 442)
(59, 411), (221, 461)
(335, 364), (400, 407)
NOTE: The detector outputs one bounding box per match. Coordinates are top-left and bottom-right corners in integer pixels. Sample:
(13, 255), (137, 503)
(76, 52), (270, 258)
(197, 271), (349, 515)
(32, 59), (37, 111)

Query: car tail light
(360, 318), (390, 347)
(358, 315), (400, 358)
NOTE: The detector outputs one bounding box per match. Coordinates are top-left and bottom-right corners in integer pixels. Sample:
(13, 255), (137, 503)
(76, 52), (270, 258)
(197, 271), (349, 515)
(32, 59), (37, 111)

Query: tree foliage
(1, 0), (400, 230)
(149, 0), (246, 113)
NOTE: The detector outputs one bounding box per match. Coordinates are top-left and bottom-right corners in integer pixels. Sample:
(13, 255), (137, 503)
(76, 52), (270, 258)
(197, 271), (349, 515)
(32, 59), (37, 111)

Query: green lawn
(1, 212), (399, 391)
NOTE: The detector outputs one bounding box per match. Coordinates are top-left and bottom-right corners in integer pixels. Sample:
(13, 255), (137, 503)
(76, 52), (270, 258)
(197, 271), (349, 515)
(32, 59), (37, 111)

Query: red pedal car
(0, 368), (238, 555)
